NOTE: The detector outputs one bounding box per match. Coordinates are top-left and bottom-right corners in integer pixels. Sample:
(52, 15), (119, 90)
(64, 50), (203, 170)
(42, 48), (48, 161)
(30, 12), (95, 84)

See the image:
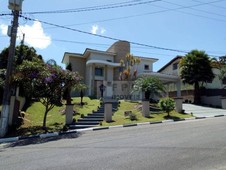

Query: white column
(104, 102), (112, 122)
(142, 100), (150, 117)
(174, 97), (183, 113)
(65, 104), (74, 125)
(176, 81), (181, 97)
(221, 97), (226, 109)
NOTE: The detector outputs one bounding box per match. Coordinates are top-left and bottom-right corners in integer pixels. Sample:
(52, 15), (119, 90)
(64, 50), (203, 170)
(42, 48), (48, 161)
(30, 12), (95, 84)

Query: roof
(139, 56), (158, 62)
(62, 49), (116, 64)
(158, 56), (183, 73)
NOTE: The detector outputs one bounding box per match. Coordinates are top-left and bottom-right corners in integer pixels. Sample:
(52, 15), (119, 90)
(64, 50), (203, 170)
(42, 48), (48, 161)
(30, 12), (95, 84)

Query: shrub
(129, 113), (137, 121)
(158, 98), (175, 117)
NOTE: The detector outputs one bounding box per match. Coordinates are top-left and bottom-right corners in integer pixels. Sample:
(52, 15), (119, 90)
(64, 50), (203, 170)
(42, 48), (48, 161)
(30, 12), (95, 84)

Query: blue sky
(1, 0), (226, 71)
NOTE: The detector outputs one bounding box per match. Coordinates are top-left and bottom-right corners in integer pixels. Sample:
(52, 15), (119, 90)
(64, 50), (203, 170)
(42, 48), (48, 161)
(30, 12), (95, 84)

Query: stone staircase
(69, 101), (119, 129)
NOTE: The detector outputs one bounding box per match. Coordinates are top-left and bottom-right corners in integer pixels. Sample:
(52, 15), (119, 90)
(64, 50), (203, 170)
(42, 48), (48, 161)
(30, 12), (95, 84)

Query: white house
(62, 40), (181, 99)
(158, 56), (226, 107)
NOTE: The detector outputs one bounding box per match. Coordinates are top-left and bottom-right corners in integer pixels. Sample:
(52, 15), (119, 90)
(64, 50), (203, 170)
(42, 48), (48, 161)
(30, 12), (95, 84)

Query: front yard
(4, 97), (192, 137)
(102, 100), (192, 126)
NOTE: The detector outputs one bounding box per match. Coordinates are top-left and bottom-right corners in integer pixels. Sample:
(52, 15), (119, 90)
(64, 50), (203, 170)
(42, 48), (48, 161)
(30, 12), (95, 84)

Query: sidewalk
(183, 104), (226, 117)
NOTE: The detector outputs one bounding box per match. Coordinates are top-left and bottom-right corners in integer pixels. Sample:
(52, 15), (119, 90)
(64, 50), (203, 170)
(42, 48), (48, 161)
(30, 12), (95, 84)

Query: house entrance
(94, 80), (103, 98)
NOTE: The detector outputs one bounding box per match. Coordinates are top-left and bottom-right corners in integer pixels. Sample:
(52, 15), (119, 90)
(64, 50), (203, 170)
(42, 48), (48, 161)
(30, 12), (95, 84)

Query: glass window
(95, 68), (103, 76)
(173, 63), (178, 70)
(144, 65), (149, 70)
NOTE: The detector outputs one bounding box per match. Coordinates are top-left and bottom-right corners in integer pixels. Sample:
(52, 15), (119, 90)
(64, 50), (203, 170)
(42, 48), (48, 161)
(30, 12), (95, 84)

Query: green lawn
(102, 100), (192, 126)
(5, 98), (192, 137)
(7, 97), (100, 137)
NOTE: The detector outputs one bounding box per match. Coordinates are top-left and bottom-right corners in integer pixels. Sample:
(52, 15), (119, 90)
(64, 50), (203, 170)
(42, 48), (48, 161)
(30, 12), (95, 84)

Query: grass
(4, 98), (192, 137)
(6, 97), (100, 137)
(101, 100), (192, 126)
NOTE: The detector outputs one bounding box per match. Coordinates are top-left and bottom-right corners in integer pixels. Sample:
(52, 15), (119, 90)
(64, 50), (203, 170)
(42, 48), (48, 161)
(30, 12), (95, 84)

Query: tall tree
(14, 59), (81, 129)
(119, 53), (141, 81)
(179, 50), (215, 104)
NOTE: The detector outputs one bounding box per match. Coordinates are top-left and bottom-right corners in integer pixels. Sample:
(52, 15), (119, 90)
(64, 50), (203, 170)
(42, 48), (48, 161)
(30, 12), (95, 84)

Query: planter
(142, 100), (150, 117)
(104, 102), (112, 122)
(65, 104), (74, 125)
(173, 97), (183, 113)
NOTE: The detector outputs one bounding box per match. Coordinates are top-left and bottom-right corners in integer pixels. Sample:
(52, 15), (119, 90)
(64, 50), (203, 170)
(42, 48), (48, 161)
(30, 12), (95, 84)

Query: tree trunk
(43, 110), (48, 131)
(80, 90), (84, 105)
(144, 91), (150, 100)
(66, 88), (71, 105)
(194, 82), (201, 104)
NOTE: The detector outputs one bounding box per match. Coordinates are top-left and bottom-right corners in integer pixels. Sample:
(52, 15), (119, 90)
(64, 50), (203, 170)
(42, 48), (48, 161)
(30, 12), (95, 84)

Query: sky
(0, 0), (226, 71)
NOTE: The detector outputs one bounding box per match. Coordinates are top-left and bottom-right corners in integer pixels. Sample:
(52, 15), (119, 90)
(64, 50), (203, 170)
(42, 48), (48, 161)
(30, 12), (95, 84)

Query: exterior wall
(159, 58), (180, 76)
(88, 53), (114, 62)
(137, 59), (154, 73)
(201, 96), (222, 107)
(107, 41), (130, 80)
(204, 68), (222, 89)
(69, 57), (86, 78)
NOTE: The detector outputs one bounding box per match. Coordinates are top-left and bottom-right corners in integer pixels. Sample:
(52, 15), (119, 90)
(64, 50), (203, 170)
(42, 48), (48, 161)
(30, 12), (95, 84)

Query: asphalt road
(1, 117), (226, 170)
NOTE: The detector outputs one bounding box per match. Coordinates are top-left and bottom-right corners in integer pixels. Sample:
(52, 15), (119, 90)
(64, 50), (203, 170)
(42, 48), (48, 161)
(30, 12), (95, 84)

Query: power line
(19, 14), (189, 54)
(42, 0), (226, 31)
(163, 0), (226, 18)
(22, 0), (161, 15)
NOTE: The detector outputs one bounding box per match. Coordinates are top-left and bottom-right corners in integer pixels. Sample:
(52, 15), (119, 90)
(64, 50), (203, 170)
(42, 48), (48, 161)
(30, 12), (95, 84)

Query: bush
(129, 113), (137, 121)
(158, 98), (175, 117)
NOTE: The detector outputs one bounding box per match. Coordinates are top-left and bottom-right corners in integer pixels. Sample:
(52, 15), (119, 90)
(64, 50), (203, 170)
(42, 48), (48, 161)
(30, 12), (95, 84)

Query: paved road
(183, 103), (226, 117)
(1, 117), (226, 170)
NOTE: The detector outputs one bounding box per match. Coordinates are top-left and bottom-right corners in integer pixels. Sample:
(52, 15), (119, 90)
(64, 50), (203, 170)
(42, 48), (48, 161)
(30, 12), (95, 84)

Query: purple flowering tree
(14, 58), (81, 130)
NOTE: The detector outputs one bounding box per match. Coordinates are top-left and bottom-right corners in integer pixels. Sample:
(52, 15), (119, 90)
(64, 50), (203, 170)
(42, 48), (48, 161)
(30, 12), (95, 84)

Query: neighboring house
(62, 40), (181, 99)
(158, 56), (226, 107)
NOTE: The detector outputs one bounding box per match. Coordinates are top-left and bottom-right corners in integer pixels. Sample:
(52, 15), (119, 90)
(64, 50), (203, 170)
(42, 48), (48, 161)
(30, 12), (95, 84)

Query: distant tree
(74, 83), (88, 105)
(0, 45), (43, 103)
(132, 76), (165, 100)
(179, 50), (214, 104)
(0, 45), (43, 69)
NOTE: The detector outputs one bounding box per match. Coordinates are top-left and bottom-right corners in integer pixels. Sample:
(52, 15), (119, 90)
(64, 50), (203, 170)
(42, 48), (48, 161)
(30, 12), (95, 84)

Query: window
(144, 64), (149, 70)
(95, 68), (103, 76)
(173, 63), (178, 70)
(222, 77), (226, 84)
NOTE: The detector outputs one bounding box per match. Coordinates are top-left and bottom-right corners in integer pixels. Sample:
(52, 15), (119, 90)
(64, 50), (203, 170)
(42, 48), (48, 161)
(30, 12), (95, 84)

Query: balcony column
(176, 81), (181, 97)
(105, 65), (108, 81)
(91, 64), (95, 96)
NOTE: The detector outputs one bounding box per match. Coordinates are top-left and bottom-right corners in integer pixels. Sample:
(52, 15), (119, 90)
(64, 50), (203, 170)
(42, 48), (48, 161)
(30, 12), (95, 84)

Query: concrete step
(69, 124), (96, 129)
(87, 113), (104, 116)
(84, 115), (104, 119)
(75, 121), (100, 125)
(78, 118), (103, 121)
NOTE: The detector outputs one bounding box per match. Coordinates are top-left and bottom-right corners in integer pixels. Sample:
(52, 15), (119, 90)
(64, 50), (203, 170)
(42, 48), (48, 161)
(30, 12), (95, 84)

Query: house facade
(62, 40), (181, 99)
(158, 56), (226, 107)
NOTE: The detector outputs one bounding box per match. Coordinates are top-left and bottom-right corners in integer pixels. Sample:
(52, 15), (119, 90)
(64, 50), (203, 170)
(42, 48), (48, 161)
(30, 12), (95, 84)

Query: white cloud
(91, 25), (98, 34)
(91, 24), (106, 35)
(0, 24), (8, 35)
(0, 21), (51, 49)
(18, 21), (51, 49)
(100, 28), (106, 34)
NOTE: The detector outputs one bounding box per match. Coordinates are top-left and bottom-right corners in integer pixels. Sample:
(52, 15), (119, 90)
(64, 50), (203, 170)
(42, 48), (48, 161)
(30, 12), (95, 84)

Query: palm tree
(179, 50), (215, 104)
(132, 76), (165, 100)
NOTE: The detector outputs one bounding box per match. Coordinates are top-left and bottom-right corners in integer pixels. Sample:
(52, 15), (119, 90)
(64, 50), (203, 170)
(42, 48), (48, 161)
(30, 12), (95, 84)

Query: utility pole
(0, 0), (23, 137)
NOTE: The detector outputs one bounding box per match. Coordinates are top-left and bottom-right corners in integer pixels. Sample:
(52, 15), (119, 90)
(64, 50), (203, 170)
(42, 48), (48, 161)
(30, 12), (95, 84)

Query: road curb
(1, 115), (226, 144)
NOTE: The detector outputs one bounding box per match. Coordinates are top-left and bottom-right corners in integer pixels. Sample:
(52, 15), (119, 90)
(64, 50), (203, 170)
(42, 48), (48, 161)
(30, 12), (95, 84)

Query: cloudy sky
(0, 0), (226, 71)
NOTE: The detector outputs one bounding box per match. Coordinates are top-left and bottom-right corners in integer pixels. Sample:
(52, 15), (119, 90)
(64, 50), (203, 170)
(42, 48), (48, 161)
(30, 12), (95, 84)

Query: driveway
(183, 103), (226, 117)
